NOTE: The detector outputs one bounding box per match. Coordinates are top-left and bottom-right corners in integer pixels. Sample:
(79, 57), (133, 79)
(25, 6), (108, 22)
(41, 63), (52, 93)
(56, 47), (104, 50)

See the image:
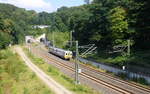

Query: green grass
(23, 47), (100, 94)
(0, 48), (53, 94)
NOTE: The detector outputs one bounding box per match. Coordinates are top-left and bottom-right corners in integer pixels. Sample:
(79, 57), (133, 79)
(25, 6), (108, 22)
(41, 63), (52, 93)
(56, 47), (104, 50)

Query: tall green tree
(108, 6), (128, 45)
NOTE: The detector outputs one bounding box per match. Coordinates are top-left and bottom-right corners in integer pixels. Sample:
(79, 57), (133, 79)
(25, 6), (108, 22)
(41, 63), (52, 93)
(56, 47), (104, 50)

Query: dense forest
(0, 3), (35, 48)
(0, 3), (50, 49)
(0, 0), (150, 67)
(45, 0), (150, 67)
(47, 0), (150, 51)
(1, 0), (150, 50)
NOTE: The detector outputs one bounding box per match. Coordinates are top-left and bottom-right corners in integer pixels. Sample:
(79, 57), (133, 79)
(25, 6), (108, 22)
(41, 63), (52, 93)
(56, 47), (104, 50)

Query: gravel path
(14, 46), (73, 94)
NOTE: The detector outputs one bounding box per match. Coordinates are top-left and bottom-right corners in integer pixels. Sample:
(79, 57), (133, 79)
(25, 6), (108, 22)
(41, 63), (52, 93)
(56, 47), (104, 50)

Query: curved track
(29, 44), (150, 94)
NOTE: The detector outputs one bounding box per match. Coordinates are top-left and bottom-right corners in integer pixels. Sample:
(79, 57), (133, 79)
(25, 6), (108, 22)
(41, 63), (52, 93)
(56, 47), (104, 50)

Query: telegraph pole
(127, 40), (130, 56)
(75, 41), (79, 84)
(70, 31), (72, 48)
(52, 31), (55, 47)
(127, 39), (131, 78)
(70, 30), (74, 48)
(52, 14), (55, 47)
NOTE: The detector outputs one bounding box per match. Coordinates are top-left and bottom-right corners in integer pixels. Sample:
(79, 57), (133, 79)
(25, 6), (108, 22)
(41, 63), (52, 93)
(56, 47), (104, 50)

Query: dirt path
(14, 46), (73, 94)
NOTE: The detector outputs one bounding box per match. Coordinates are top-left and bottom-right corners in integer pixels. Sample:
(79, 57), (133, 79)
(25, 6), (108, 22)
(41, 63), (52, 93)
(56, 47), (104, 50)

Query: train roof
(49, 46), (72, 52)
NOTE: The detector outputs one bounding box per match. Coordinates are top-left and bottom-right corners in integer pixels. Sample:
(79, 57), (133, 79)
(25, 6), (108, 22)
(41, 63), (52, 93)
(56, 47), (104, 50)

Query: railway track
(80, 63), (150, 93)
(30, 45), (150, 94)
(31, 47), (133, 94)
(34, 46), (150, 92)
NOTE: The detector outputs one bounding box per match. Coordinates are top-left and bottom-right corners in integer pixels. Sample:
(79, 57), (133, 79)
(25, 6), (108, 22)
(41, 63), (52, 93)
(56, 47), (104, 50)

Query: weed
(23, 88), (29, 94)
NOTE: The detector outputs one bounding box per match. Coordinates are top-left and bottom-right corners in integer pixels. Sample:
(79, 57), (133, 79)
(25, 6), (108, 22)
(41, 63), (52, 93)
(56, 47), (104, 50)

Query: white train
(49, 46), (72, 60)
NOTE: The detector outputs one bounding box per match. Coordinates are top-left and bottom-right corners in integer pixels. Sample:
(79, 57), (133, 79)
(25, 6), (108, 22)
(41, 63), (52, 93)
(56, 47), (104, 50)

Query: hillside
(0, 3), (48, 48)
(0, 48), (53, 94)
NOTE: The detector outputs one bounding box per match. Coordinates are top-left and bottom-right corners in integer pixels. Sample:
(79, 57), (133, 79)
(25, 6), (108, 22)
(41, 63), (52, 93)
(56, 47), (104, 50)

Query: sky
(0, 0), (85, 13)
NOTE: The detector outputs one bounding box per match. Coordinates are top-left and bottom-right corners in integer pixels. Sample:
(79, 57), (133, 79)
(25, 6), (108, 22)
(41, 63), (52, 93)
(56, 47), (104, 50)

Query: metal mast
(75, 41), (79, 84)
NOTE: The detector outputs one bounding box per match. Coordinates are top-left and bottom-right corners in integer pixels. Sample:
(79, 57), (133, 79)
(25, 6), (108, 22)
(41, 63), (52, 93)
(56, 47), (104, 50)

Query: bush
(0, 32), (11, 49)
(47, 66), (59, 76)
(23, 88), (29, 94)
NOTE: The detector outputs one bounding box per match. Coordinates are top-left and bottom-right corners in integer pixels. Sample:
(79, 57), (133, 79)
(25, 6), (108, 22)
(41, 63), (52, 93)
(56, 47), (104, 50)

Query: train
(48, 46), (72, 60)
(43, 40), (73, 60)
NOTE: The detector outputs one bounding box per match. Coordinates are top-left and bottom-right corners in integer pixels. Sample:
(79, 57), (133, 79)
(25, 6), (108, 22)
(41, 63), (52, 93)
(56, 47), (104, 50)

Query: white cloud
(0, 0), (54, 12)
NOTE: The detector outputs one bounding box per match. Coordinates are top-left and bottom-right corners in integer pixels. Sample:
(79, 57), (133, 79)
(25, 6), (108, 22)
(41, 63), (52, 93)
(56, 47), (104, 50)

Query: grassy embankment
(0, 48), (53, 94)
(23, 47), (100, 94)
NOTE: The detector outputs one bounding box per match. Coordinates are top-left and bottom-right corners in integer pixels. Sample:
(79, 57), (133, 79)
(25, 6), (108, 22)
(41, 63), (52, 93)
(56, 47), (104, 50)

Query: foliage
(47, 31), (69, 48)
(32, 12), (51, 25)
(28, 27), (47, 37)
(0, 3), (37, 46)
(45, 0), (150, 50)
(133, 0), (150, 49)
(0, 32), (11, 49)
(0, 0), (150, 67)
(108, 6), (129, 45)
(43, 0), (150, 68)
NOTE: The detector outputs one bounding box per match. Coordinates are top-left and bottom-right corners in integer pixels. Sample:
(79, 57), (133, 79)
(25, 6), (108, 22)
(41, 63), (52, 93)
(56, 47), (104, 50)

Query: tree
(0, 17), (12, 49)
(0, 32), (11, 49)
(134, 0), (150, 49)
(108, 6), (128, 45)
